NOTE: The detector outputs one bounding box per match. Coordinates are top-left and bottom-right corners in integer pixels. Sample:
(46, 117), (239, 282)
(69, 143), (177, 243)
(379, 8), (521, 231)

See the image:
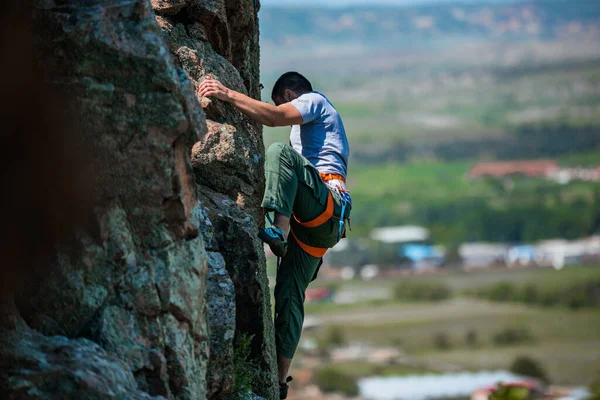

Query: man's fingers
(199, 88), (217, 97)
(199, 89), (215, 97)
(198, 78), (226, 99)
(198, 82), (217, 97)
(199, 84), (222, 95)
(202, 77), (219, 85)
(200, 82), (217, 91)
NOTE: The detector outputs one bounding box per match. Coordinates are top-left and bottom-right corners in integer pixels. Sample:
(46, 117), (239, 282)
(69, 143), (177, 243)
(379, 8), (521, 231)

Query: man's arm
(198, 77), (302, 127)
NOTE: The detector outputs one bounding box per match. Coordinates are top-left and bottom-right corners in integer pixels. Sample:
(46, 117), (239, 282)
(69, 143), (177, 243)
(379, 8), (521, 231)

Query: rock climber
(198, 72), (351, 399)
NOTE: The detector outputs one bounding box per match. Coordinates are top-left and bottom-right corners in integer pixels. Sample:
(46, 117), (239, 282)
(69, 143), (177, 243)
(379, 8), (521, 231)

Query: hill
(260, 0), (517, 7)
(260, 0), (600, 46)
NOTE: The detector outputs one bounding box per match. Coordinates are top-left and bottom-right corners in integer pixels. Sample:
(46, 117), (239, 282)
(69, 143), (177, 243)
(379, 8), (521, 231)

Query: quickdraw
(337, 198), (347, 242)
(319, 172), (351, 241)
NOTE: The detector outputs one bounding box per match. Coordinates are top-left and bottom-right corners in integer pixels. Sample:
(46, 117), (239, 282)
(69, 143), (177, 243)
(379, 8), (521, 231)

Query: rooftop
(469, 159), (558, 179)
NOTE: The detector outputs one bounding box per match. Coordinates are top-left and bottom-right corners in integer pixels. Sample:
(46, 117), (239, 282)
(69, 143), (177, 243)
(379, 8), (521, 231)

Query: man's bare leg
(277, 353), (293, 384)
(273, 213), (290, 240)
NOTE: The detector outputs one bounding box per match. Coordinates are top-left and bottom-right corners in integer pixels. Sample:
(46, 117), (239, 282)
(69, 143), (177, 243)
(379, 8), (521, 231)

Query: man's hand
(198, 77), (231, 101)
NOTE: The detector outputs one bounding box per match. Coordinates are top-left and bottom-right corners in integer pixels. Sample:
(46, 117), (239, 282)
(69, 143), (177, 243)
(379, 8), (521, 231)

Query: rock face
(1, 0), (276, 399)
(152, 1), (278, 398)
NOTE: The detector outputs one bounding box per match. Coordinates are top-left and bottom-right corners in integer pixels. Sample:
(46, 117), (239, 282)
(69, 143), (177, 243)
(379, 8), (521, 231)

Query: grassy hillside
(264, 62), (600, 163)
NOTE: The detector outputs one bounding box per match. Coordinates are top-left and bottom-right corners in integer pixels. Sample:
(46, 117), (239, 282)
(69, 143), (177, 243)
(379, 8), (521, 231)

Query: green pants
(262, 143), (350, 359)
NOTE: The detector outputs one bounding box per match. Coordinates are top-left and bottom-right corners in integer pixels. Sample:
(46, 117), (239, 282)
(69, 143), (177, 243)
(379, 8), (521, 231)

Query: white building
(370, 225), (429, 244)
(535, 236), (600, 269)
(459, 243), (509, 269)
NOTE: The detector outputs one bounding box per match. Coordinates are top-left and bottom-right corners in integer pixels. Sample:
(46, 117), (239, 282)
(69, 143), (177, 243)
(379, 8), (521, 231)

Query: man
(198, 72), (351, 399)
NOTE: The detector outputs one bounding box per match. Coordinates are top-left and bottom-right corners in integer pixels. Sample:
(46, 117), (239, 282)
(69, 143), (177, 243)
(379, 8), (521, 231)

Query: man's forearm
(227, 90), (278, 127)
(198, 77), (302, 127)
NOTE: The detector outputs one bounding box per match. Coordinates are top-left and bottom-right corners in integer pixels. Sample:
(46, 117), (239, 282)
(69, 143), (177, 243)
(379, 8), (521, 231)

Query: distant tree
(324, 325), (346, 347)
(588, 379), (600, 400)
(488, 282), (518, 302)
(493, 327), (535, 346)
(521, 284), (539, 304)
(465, 329), (478, 348)
(434, 332), (451, 351)
(510, 356), (549, 383)
(314, 368), (359, 396)
(390, 337), (403, 348)
(444, 244), (462, 265)
(394, 281), (452, 302)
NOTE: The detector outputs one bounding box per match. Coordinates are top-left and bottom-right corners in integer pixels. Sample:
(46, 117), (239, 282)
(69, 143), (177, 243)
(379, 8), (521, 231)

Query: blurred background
(259, 0), (600, 399)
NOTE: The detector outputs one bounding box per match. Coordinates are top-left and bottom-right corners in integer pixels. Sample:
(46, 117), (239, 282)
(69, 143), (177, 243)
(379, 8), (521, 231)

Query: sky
(260, 0), (516, 7)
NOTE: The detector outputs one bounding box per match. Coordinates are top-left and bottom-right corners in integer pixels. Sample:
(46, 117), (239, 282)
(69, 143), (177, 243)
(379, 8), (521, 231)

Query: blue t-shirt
(289, 91), (350, 179)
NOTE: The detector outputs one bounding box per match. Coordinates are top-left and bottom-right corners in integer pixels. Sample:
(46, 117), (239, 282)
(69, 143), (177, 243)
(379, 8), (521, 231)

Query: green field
(346, 157), (600, 244)
(560, 150), (600, 167)
(304, 265), (600, 312)
(264, 130), (600, 246)
(296, 266), (600, 386)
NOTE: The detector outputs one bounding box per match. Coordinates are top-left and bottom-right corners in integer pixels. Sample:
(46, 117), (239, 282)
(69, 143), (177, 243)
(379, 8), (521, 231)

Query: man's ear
(284, 89), (295, 103)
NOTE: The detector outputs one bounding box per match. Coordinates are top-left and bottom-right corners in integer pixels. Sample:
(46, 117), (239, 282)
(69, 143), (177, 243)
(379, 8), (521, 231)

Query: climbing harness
(264, 174), (351, 264)
(293, 191), (334, 228)
(290, 192), (334, 257)
(288, 173), (351, 258)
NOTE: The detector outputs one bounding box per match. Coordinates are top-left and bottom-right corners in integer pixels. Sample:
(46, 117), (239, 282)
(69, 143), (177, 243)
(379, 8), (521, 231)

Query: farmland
(293, 266), (600, 386)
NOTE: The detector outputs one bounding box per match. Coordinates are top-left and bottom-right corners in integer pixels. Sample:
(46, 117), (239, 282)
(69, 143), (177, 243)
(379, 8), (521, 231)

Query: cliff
(0, 0), (277, 399)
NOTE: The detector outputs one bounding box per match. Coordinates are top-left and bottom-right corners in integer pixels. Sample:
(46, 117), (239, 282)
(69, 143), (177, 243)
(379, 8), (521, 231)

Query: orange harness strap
(320, 172), (346, 183)
(290, 229), (328, 258)
(289, 173), (348, 258)
(293, 192), (334, 228)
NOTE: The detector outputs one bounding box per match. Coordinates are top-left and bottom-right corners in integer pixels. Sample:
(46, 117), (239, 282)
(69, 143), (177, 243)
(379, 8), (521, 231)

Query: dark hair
(271, 72), (313, 100)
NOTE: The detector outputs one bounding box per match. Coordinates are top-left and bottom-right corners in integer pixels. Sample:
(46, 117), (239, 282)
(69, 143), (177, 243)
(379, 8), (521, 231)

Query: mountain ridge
(260, 0), (600, 45)
(260, 0), (520, 8)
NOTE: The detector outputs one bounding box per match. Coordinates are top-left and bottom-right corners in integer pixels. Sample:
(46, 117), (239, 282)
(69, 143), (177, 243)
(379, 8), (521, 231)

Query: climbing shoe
(258, 226), (288, 258)
(279, 376), (293, 399)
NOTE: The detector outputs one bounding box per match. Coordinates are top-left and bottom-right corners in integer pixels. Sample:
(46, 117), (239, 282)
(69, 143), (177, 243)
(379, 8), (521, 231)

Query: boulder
(9, 1), (211, 399)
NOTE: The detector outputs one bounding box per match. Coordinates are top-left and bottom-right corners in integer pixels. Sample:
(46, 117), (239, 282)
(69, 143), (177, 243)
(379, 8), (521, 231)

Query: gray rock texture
(0, 325), (164, 400)
(1, 0), (276, 399)
(205, 251), (236, 399)
(152, 0), (278, 398)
